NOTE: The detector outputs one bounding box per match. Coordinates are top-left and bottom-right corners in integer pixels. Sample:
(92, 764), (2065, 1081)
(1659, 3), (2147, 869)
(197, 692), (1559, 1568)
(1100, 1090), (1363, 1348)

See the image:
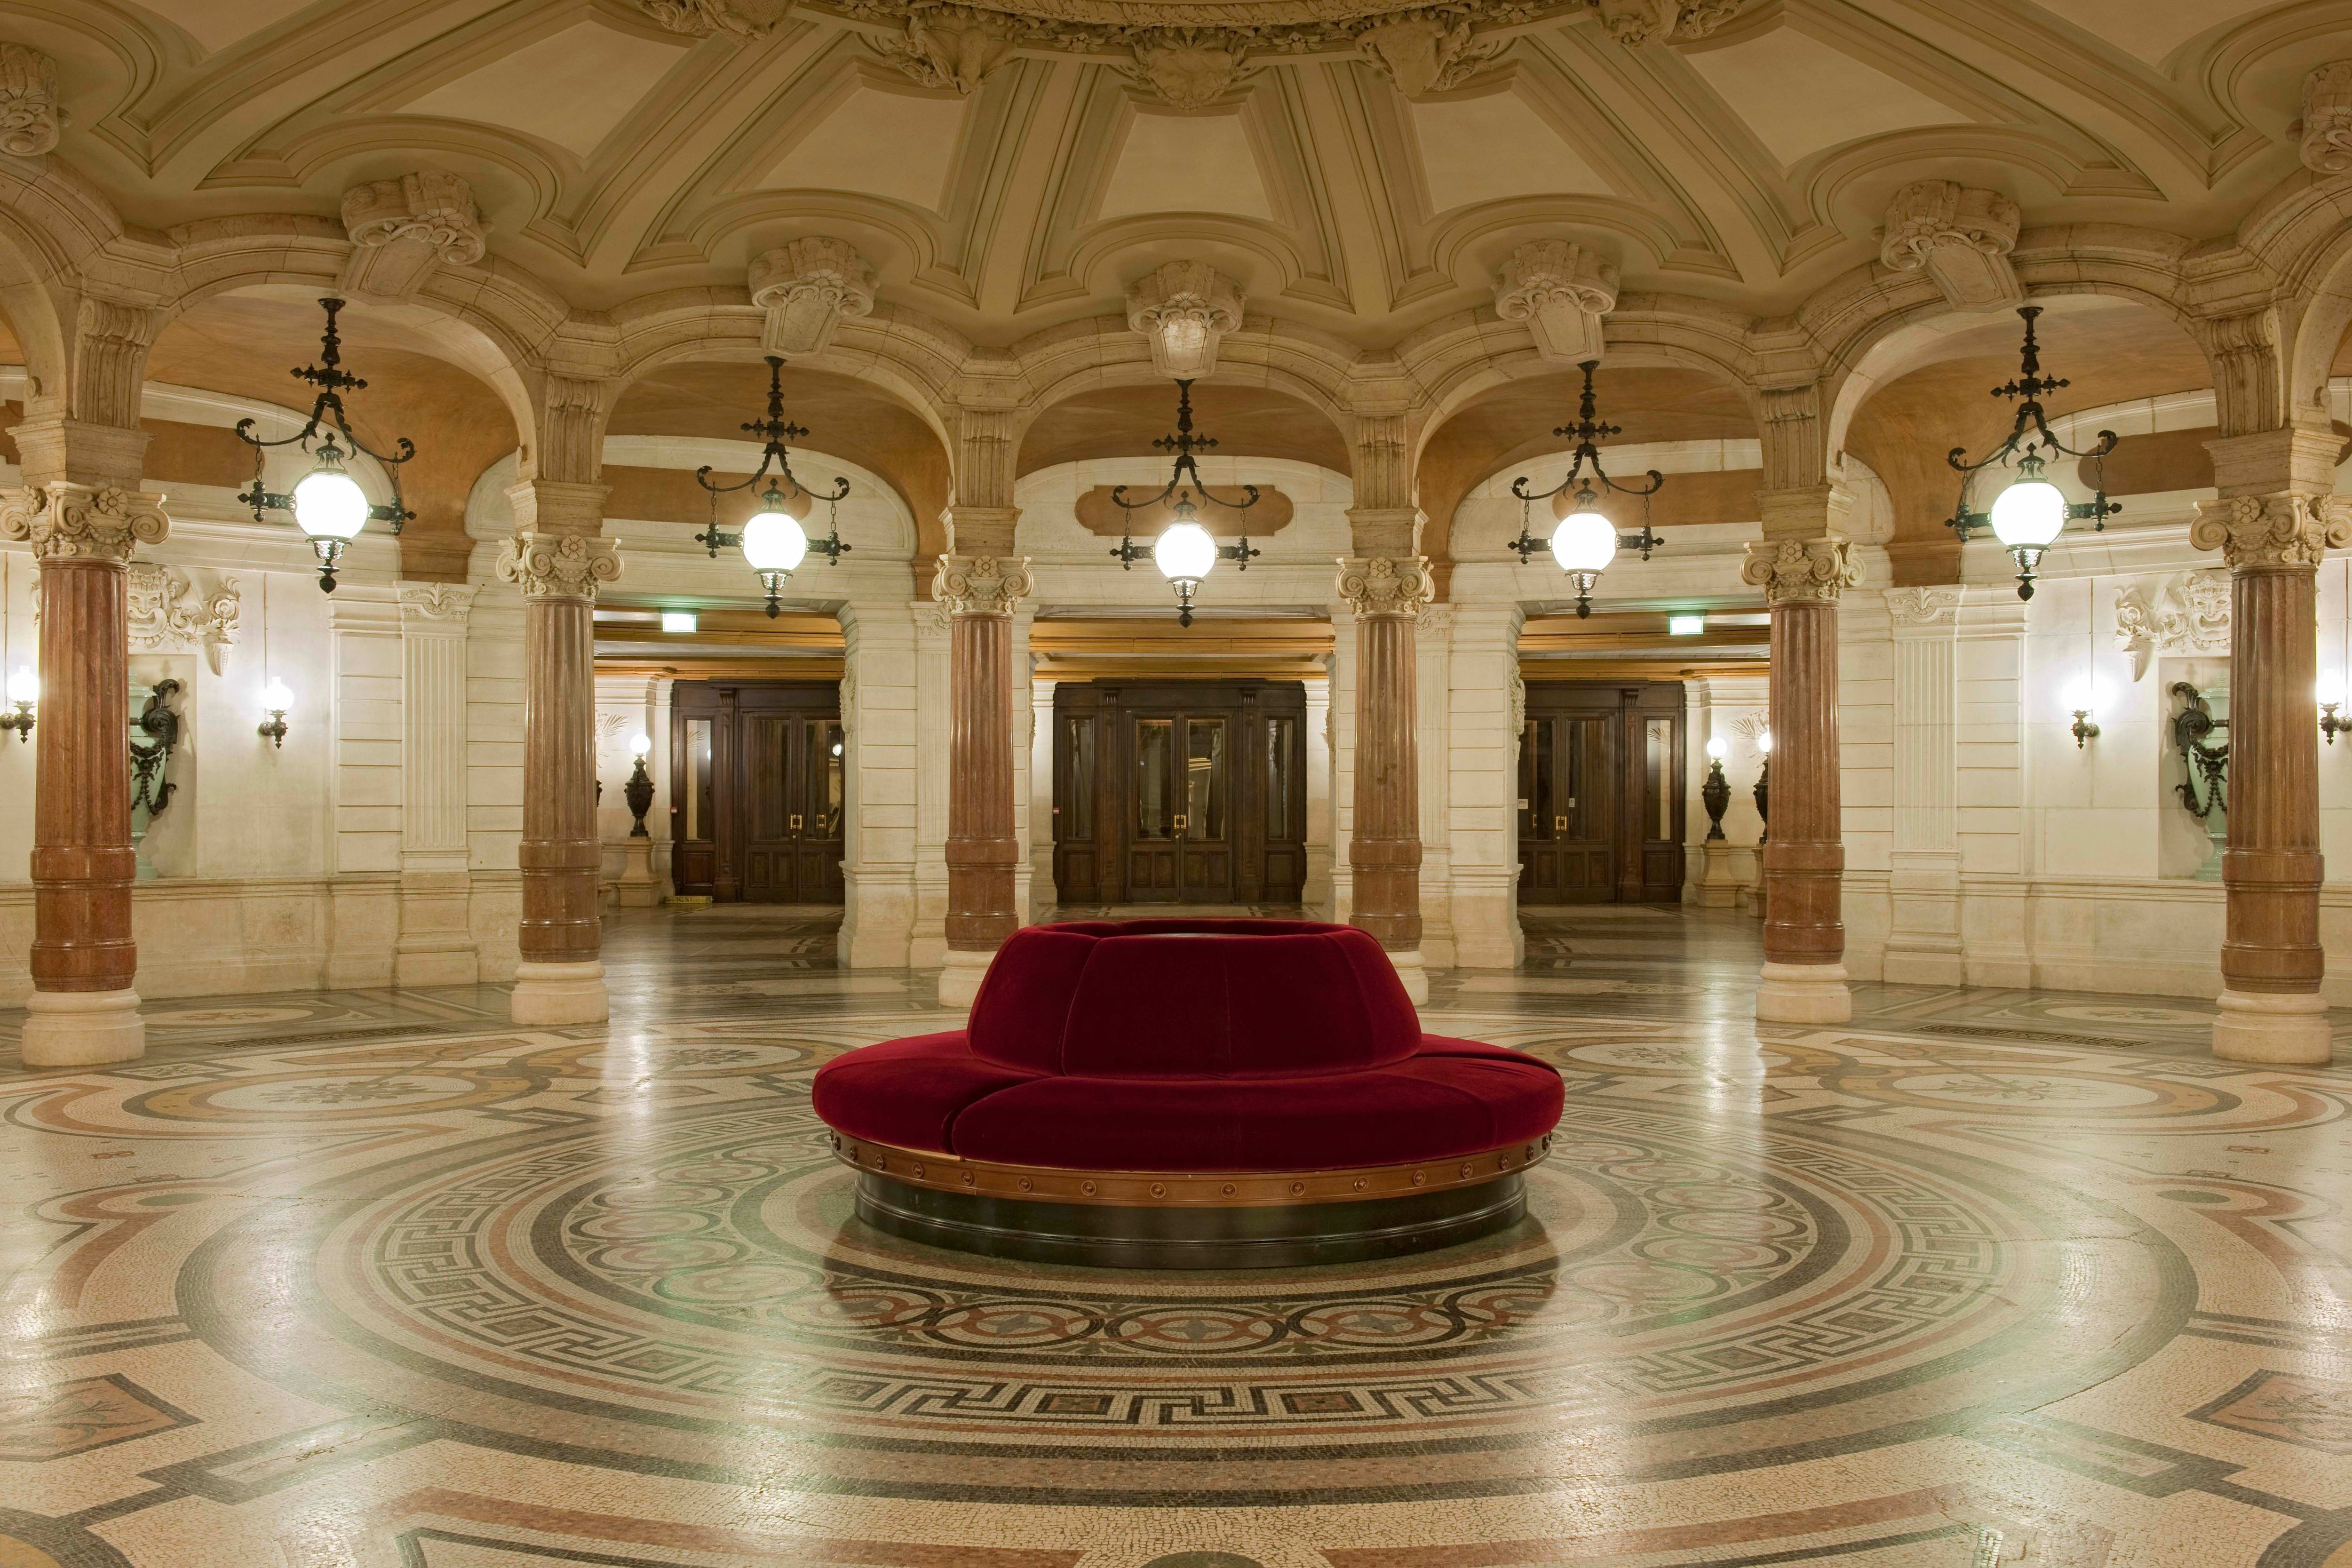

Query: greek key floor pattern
(2, 905), (2349, 1567)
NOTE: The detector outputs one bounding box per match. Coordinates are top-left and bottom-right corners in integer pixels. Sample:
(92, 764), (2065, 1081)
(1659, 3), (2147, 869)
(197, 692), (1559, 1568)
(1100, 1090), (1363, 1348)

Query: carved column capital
(749, 238), (877, 355)
(2302, 61), (2352, 175)
(1883, 584), (1963, 629)
(339, 171), (489, 302)
(1741, 537), (1861, 605)
(1335, 555), (1434, 619)
(2190, 492), (2352, 570)
(496, 532), (622, 601)
(0, 44), (67, 157)
(1494, 239), (1618, 363)
(0, 483), (169, 564)
(1125, 260), (1245, 380)
(1879, 180), (2022, 311)
(399, 581), (478, 625)
(932, 554), (1033, 617)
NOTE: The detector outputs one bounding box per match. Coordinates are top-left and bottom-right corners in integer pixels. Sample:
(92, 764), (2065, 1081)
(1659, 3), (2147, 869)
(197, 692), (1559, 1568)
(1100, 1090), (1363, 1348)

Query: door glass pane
(819, 719), (844, 839)
(1265, 717), (1293, 840)
(1645, 717), (1673, 841)
(685, 718), (713, 840)
(1186, 718), (1225, 840)
(1135, 718), (1173, 840)
(1064, 716), (1094, 840)
(1528, 718), (1554, 839)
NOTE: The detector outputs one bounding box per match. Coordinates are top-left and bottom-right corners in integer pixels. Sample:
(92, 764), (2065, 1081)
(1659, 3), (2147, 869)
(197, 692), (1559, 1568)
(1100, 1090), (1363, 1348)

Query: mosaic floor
(2, 906), (2349, 1567)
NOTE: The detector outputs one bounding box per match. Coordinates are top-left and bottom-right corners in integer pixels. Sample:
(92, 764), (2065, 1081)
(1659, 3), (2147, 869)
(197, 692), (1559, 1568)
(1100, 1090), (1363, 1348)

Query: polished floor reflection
(2, 907), (2348, 1567)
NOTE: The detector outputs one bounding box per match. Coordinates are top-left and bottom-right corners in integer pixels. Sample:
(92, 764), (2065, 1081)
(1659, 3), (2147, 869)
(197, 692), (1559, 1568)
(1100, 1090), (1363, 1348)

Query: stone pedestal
(3, 476), (168, 1067)
(2191, 442), (2348, 1065)
(616, 837), (659, 907)
(497, 508), (620, 1027)
(1697, 843), (1747, 908)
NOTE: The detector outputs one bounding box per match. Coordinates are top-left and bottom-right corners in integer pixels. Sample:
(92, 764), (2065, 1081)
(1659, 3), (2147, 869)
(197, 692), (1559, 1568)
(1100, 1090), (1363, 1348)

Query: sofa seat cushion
(811, 1031), (1562, 1172)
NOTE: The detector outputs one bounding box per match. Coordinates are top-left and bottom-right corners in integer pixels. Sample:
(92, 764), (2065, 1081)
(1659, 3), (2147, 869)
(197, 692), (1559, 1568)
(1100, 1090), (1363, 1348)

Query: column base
(510, 960), (609, 1026)
(1755, 962), (1850, 1025)
(2212, 988), (2334, 1065)
(19, 989), (147, 1068)
(1385, 949), (1430, 1006)
(938, 948), (994, 1009)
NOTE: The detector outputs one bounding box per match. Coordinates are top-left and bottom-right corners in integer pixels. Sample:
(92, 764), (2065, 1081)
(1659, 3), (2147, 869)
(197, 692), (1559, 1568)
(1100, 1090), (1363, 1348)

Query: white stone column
(1955, 594), (2033, 985)
(395, 582), (478, 985)
(327, 586), (402, 989)
(1445, 602), (1526, 968)
(1416, 604), (1456, 964)
(1885, 586), (1965, 984)
(838, 600), (922, 966)
(465, 581), (525, 980)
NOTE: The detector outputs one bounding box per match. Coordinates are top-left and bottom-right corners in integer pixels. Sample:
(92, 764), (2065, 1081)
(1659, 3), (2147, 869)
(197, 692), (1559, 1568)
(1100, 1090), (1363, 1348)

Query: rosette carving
(932, 554), (1033, 616)
(1335, 555), (1433, 619)
(0, 483), (170, 563)
(2189, 493), (2352, 570)
(495, 533), (624, 600)
(1740, 538), (1860, 605)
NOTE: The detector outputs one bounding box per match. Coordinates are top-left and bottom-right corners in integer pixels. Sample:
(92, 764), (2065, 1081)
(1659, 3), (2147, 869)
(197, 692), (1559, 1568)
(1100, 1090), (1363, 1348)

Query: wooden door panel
(669, 681), (844, 906)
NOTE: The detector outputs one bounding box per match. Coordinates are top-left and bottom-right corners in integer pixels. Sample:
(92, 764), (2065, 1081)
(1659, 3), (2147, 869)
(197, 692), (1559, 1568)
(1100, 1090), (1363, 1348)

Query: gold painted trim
(828, 1131), (1553, 1208)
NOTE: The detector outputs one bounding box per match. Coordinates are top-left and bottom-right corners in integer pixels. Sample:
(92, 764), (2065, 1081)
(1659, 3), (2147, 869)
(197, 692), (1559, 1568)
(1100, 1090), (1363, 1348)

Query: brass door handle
(1174, 813), (1188, 830)
(1554, 815), (1567, 831)
(789, 813), (803, 831)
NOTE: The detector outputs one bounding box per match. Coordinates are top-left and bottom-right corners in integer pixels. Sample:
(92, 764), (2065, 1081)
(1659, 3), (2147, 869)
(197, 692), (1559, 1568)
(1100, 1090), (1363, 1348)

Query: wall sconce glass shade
(2320, 678), (2345, 746)
(1757, 730), (1773, 755)
(259, 677), (294, 748)
(1, 664), (34, 742)
(1989, 474), (2067, 549)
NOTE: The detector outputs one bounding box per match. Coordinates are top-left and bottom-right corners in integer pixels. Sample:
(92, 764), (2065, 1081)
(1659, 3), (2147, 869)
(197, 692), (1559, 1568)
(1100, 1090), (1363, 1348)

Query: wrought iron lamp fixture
(1945, 306), (2120, 600)
(1506, 359), (1665, 619)
(693, 356), (852, 618)
(1, 665), (34, 743)
(1701, 735), (1729, 841)
(232, 298), (416, 593)
(1110, 380), (1260, 627)
(625, 733), (655, 836)
(258, 679), (293, 748)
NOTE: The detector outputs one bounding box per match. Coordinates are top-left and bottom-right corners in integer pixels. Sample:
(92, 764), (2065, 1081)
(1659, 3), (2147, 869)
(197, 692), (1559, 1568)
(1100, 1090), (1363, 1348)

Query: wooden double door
(1518, 680), (1686, 905)
(670, 680), (845, 904)
(1053, 680), (1307, 906)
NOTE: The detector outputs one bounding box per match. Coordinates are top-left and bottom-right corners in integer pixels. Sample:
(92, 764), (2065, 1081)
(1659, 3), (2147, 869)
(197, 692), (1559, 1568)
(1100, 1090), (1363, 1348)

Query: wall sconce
(1, 665), (35, 743)
(1701, 735), (1729, 841)
(625, 733), (654, 835)
(2320, 677), (2345, 747)
(2065, 677), (2101, 749)
(259, 678), (293, 748)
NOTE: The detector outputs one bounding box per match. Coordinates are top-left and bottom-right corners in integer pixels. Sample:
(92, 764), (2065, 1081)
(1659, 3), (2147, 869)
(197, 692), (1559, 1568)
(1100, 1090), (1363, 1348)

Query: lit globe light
(262, 678), (294, 713)
(292, 456), (370, 541)
(1705, 735), (1727, 761)
(6, 666), (36, 706)
(1989, 474), (2067, 548)
(1548, 506), (1618, 573)
(1152, 517), (1220, 585)
(1758, 730), (1773, 755)
(740, 507), (810, 573)
(629, 733), (652, 758)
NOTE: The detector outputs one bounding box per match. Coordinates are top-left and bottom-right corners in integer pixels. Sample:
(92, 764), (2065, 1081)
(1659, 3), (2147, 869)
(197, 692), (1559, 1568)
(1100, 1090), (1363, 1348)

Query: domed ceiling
(22, 0), (2336, 348)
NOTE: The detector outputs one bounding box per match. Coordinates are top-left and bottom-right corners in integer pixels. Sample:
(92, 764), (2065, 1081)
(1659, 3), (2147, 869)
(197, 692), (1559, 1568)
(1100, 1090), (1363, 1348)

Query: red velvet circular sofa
(812, 918), (1564, 1268)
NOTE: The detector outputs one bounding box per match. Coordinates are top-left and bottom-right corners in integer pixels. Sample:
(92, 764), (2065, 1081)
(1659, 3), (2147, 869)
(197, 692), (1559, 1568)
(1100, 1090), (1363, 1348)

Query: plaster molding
(1740, 537), (1861, 605)
(2301, 61), (2352, 177)
(639, 0), (791, 35)
(1125, 261), (1245, 379)
(0, 483), (170, 564)
(931, 554), (1033, 615)
(1121, 33), (1261, 109)
(1879, 180), (2023, 312)
(1335, 555), (1434, 619)
(1883, 585), (1963, 627)
(495, 532), (624, 600)
(749, 238), (878, 356)
(1588, 0), (1759, 44)
(0, 44), (66, 158)
(2113, 569), (2228, 678)
(868, 7), (1021, 91)
(400, 581), (478, 625)
(1493, 240), (1618, 364)
(2189, 493), (2352, 571)
(1356, 17), (1503, 96)
(127, 564), (239, 673)
(339, 171), (489, 303)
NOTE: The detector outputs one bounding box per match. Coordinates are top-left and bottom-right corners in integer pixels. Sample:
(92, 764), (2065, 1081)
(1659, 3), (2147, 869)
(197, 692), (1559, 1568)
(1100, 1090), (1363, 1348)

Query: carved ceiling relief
(1878, 180), (2022, 312)
(1126, 261), (1245, 378)
(0, 43), (65, 158)
(127, 565), (241, 676)
(339, 171), (490, 304)
(749, 238), (878, 355)
(641, 0), (793, 36)
(1493, 240), (1617, 363)
(2114, 570), (2230, 681)
(2303, 62), (2352, 176)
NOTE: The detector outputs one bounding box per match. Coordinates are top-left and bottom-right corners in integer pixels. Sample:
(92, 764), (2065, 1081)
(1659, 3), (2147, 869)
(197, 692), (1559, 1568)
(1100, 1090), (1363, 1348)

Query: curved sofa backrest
(967, 920), (1419, 1078)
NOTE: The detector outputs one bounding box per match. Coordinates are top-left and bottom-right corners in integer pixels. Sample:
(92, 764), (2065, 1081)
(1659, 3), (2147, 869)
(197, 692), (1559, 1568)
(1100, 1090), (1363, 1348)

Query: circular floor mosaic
(160, 1022), (2194, 1504)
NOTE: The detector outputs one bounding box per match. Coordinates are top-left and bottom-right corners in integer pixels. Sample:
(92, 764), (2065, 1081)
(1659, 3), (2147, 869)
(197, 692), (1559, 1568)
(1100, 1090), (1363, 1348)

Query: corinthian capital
(1880, 180), (2022, 311)
(1494, 240), (1617, 363)
(2303, 62), (2352, 175)
(0, 483), (168, 563)
(931, 554), (1033, 616)
(496, 532), (623, 600)
(2190, 493), (2352, 570)
(1126, 261), (1245, 380)
(750, 238), (877, 356)
(1335, 555), (1434, 619)
(1741, 537), (1860, 605)
(339, 171), (489, 302)
(0, 45), (66, 157)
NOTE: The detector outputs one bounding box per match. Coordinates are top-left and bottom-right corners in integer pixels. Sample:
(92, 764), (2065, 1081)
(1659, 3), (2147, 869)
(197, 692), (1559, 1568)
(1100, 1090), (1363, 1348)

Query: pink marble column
(1337, 554), (1432, 1002)
(933, 551), (1030, 1007)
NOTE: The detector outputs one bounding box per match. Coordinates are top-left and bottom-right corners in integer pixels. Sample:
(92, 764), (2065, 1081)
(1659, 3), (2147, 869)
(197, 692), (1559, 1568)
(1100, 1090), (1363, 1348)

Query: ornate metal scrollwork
(130, 680), (182, 818)
(2169, 682), (2229, 822)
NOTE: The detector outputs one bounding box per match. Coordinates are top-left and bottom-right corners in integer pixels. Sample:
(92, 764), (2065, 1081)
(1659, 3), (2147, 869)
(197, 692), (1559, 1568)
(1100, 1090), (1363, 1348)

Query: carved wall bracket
(749, 238), (878, 355)
(2113, 570), (2228, 679)
(2302, 61), (2352, 176)
(1126, 260), (1245, 378)
(339, 171), (489, 302)
(1494, 240), (1618, 363)
(1355, 17), (1502, 95)
(1880, 180), (2023, 312)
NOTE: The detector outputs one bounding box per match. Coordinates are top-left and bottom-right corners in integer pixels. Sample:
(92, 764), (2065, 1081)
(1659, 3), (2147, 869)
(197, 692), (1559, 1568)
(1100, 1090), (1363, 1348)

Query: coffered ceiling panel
(1408, 84), (1615, 209)
(772, 77), (971, 210)
(399, 16), (693, 160)
(1679, 23), (1970, 169)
